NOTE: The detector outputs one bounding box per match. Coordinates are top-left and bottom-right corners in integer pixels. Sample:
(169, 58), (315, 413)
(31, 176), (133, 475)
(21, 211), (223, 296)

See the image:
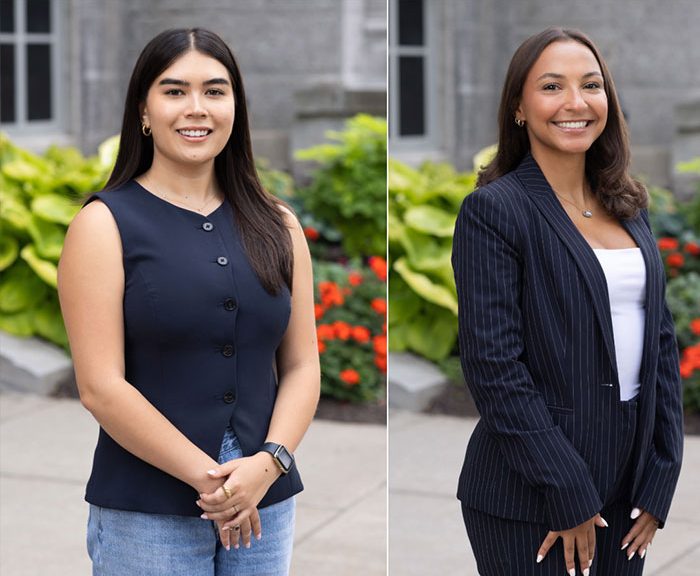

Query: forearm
(264, 361), (320, 453)
(81, 376), (223, 495)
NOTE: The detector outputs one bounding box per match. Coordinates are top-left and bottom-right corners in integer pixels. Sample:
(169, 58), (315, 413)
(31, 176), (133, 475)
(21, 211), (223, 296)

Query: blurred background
(388, 1), (700, 575)
(1, 1), (387, 575)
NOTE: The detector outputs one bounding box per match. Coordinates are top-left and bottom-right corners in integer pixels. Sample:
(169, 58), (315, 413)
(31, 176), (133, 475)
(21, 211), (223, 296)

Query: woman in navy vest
(452, 28), (683, 576)
(58, 28), (320, 575)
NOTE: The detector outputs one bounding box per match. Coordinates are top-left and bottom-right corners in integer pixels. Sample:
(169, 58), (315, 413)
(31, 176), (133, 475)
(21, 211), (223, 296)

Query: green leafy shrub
(313, 257), (386, 403)
(295, 114), (387, 258)
(0, 133), (119, 348)
(388, 158), (477, 361)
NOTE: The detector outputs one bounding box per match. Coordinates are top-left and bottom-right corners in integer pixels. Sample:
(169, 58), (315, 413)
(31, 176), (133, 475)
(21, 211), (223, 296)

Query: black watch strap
(260, 442), (294, 474)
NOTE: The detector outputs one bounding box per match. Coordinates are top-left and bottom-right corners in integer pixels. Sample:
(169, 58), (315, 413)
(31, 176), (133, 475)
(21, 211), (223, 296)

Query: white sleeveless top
(592, 248), (646, 401)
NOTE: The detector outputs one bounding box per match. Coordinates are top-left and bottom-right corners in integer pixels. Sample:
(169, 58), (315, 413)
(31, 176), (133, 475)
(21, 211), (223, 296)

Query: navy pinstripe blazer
(452, 154), (683, 532)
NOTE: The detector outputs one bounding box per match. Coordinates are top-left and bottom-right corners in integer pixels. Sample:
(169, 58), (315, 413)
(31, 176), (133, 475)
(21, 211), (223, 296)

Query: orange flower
(314, 303), (325, 320)
(304, 227), (320, 241)
(658, 237), (679, 251)
(685, 241), (700, 256)
(680, 361), (693, 379)
(351, 325), (371, 343)
(666, 253), (685, 268)
(319, 281), (344, 308)
(316, 324), (335, 341)
(333, 321), (352, 340)
(340, 369), (360, 386)
(369, 256), (387, 282)
(371, 298), (387, 315)
(348, 272), (363, 286)
(374, 354), (387, 373)
(318, 340), (326, 354)
(691, 318), (700, 336)
(373, 334), (387, 356)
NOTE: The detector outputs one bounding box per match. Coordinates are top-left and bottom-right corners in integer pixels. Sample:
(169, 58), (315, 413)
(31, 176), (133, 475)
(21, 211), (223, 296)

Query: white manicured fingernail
(583, 569), (590, 576)
(569, 569), (576, 576)
(621, 542), (629, 550)
(589, 558), (593, 567)
(600, 517), (609, 527)
(536, 554), (543, 563)
(630, 507), (641, 519)
(640, 549), (646, 559)
(207, 469), (217, 475)
(628, 551), (635, 561)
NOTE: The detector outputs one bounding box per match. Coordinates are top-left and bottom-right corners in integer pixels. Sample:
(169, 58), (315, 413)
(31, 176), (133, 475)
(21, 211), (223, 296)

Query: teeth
(556, 121), (588, 129)
(178, 130), (209, 137)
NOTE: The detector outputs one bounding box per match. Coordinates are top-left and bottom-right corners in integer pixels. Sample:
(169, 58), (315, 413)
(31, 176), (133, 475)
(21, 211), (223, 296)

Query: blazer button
(202, 222), (214, 231)
(217, 256), (228, 266)
(224, 298), (237, 311)
(222, 344), (235, 357)
(223, 391), (235, 404)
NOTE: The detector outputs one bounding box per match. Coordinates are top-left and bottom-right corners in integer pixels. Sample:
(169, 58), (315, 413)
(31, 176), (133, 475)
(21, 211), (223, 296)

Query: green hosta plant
(295, 114), (387, 258)
(388, 154), (482, 361)
(0, 133), (119, 348)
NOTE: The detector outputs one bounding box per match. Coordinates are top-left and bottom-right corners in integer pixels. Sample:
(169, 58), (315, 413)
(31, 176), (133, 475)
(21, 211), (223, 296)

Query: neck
(531, 148), (589, 205)
(145, 154), (219, 201)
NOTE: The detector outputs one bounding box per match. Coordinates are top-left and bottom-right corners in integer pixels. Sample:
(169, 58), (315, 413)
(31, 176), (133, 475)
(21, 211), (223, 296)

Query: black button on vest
(223, 391), (236, 404)
(202, 222), (214, 231)
(222, 344), (234, 357)
(217, 256), (228, 266)
(224, 298), (237, 311)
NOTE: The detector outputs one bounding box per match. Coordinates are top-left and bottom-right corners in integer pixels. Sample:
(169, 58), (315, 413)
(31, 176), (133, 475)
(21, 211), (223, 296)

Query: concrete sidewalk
(390, 410), (700, 576)
(0, 392), (386, 576)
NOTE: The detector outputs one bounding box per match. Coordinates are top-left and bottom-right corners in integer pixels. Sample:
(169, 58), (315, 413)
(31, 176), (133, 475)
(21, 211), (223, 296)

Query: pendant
(582, 210), (593, 218)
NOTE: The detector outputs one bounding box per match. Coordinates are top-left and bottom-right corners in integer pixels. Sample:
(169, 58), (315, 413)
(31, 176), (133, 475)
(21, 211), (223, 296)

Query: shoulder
(63, 194), (122, 260)
(460, 171), (526, 221)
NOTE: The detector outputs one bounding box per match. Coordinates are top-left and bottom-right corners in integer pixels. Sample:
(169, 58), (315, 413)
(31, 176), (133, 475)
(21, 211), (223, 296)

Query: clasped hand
(537, 507), (659, 575)
(197, 453), (281, 551)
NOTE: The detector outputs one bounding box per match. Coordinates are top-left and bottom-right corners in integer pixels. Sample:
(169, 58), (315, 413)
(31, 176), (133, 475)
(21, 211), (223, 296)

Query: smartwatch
(259, 442), (294, 474)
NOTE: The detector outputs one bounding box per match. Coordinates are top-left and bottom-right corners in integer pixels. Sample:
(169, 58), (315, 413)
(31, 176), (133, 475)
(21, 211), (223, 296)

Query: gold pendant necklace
(146, 176), (218, 213)
(553, 190), (594, 218)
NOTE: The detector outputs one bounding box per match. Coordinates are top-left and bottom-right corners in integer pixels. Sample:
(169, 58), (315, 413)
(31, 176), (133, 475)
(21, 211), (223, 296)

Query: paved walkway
(390, 410), (700, 576)
(0, 393), (386, 576)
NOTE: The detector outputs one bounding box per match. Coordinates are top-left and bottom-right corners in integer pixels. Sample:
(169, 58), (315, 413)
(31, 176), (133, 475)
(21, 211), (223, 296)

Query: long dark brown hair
(104, 28), (292, 294)
(477, 27), (647, 219)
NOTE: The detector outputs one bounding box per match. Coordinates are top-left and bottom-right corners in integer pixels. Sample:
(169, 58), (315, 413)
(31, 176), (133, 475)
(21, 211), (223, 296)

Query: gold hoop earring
(141, 123), (152, 137)
(515, 118), (525, 127)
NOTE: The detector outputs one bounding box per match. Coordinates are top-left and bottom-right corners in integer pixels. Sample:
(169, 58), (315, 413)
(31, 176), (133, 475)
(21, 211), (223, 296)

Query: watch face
(276, 446), (294, 471)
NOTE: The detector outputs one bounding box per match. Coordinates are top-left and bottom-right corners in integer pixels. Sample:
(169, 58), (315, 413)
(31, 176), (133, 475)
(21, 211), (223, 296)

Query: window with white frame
(0, 0), (59, 131)
(389, 0), (436, 149)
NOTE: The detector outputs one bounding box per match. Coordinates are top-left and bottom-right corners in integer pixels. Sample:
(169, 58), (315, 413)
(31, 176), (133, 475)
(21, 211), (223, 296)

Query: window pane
(0, 43), (15, 122)
(26, 0), (51, 33)
(398, 56), (425, 136)
(0, 0), (14, 32)
(26, 43), (51, 120)
(398, 0), (423, 46)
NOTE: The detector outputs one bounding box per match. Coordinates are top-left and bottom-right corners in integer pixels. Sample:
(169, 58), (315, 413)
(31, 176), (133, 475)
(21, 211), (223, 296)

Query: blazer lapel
(515, 154), (619, 379)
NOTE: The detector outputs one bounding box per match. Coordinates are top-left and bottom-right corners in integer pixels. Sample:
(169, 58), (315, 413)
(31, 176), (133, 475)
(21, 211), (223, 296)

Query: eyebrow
(158, 77), (231, 87)
(535, 71), (603, 81)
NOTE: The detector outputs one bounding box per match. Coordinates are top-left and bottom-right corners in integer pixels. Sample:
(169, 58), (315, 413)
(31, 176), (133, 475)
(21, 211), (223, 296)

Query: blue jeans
(87, 428), (295, 575)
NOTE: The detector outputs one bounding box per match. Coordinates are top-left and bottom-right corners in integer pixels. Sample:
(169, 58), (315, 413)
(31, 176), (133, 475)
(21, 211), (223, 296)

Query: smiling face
(515, 40), (608, 161)
(141, 50), (235, 169)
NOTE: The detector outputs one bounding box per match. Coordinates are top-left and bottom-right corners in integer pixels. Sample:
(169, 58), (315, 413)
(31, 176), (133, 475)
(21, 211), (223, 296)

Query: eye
(206, 88), (226, 96)
(542, 83), (560, 91)
(164, 88), (184, 96)
(584, 81), (602, 90)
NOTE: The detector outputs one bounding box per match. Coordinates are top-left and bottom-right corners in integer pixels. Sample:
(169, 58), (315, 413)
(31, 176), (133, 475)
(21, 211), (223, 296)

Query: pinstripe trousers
(462, 398), (644, 576)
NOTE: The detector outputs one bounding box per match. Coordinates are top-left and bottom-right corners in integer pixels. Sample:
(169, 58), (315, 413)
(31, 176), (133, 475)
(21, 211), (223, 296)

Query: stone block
(0, 333), (75, 396)
(388, 352), (449, 411)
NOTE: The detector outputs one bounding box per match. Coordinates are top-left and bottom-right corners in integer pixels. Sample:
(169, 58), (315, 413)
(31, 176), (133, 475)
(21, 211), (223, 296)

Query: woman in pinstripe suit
(452, 28), (683, 576)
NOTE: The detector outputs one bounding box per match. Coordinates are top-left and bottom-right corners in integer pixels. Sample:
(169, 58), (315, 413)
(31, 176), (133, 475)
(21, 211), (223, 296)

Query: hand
(621, 507), (658, 561)
(197, 453), (280, 531)
(537, 513), (608, 576)
(216, 509), (260, 550)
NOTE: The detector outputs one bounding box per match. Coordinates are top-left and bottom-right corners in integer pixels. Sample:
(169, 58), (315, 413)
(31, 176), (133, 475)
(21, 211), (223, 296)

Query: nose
(185, 93), (208, 117)
(565, 87), (588, 111)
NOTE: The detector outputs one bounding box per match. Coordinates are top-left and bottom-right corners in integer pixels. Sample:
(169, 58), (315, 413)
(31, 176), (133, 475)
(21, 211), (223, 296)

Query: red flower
(658, 237), (679, 251)
(304, 227), (320, 241)
(374, 354), (387, 373)
(318, 340), (326, 354)
(314, 304), (325, 320)
(316, 324), (335, 341)
(368, 256), (387, 282)
(371, 298), (387, 315)
(319, 281), (344, 308)
(685, 241), (700, 256)
(348, 272), (363, 286)
(340, 369), (360, 386)
(351, 325), (371, 343)
(666, 253), (685, 268)
(680, 361), (693, 379)
(689, 318), (700, 336)
(332, 321), (352, 341)
(373, 334), (387, 356)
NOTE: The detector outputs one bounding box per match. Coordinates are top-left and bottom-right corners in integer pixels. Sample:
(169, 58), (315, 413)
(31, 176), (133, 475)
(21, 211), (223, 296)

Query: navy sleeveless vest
(83, 180), (303, 515)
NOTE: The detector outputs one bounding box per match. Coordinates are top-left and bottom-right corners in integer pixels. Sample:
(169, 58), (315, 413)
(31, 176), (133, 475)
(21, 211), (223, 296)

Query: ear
(514, 103), (524, 123)
(139, 103), (148, 125)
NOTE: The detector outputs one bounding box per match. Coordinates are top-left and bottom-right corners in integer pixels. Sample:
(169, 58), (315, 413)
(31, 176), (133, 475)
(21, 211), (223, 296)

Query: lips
(176, 128), (212, 138)
(553, 121), (591, 129)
